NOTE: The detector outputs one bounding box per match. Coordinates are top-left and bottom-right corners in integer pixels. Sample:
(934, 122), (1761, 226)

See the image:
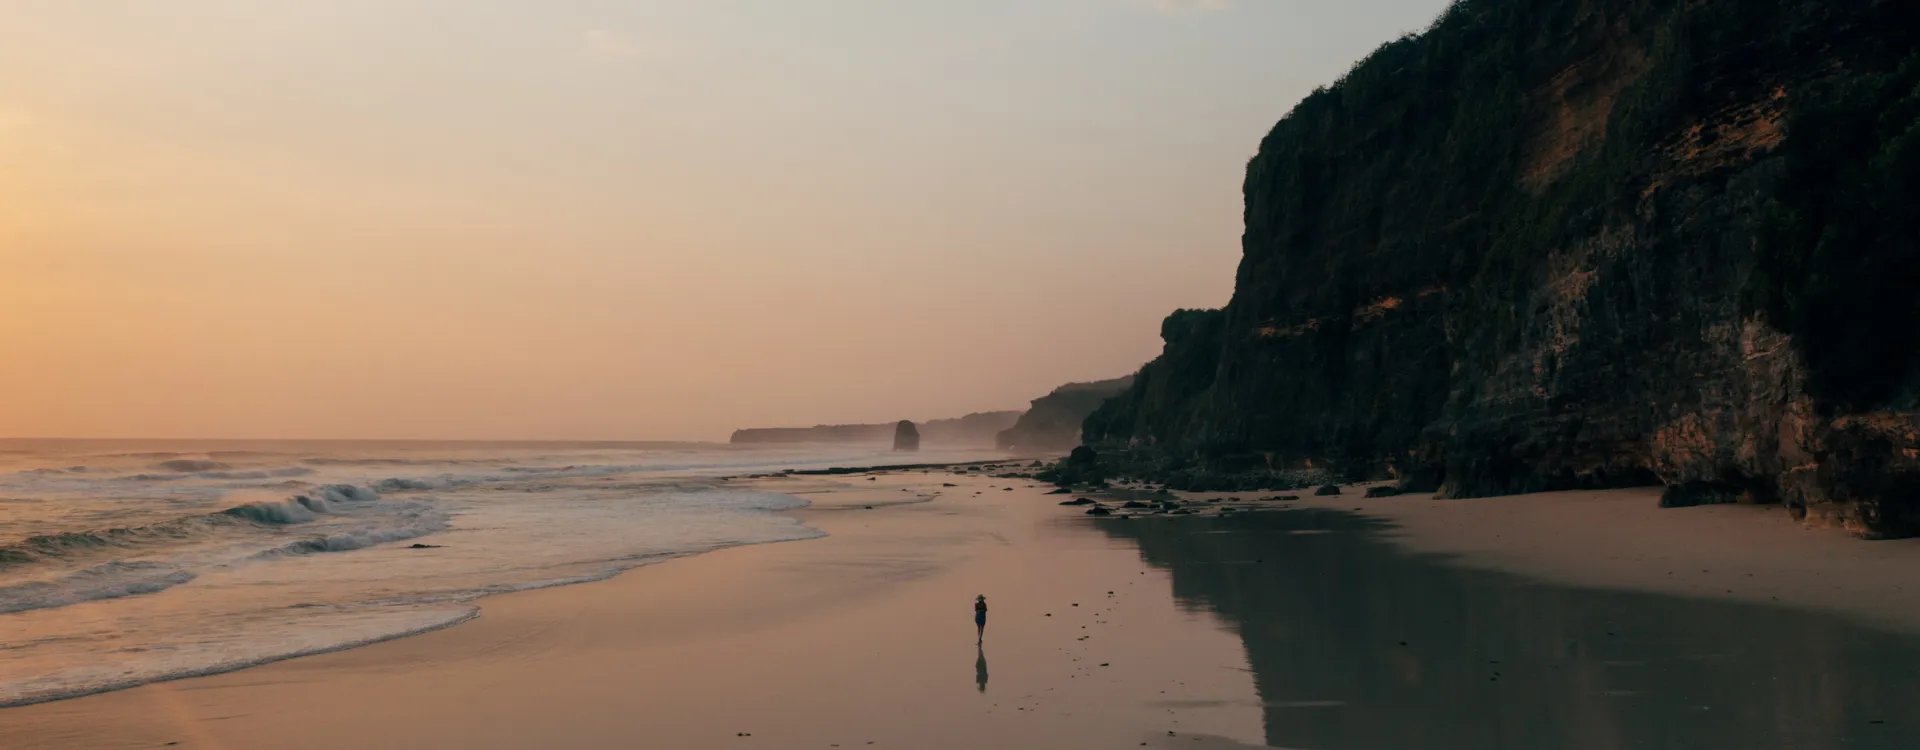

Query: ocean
(0, 439), (997, 707)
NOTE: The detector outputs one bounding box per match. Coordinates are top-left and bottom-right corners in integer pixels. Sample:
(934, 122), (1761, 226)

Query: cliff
(892, 420), (921, 452)
(995, 376), (1134, 452)
(1084, 0), (1920, 536)
(730, 411), (1021, 447)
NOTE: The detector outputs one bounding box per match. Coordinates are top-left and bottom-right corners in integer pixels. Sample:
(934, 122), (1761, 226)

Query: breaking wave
(0, 561), (197, 615)
(222, 484), (379, 525)
(0, 485), (403, 568)
(262, 500), (450, 557)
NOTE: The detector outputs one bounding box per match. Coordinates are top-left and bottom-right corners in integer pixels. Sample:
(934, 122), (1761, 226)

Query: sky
(1, 0), (1450, 441)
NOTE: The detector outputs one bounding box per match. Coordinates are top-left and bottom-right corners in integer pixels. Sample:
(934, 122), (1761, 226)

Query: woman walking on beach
(974, 595), (989, 643)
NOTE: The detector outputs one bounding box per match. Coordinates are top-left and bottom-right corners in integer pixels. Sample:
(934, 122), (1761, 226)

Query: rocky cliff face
(1085, 0), (1920, 536)
(994, 376), (1134, 452)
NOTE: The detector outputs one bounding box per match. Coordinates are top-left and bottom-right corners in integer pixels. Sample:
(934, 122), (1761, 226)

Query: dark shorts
(975, 613), (987, 626)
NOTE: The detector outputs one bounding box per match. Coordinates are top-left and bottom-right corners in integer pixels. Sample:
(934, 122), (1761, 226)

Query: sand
(1295, 485), (1920, 634)
(8, 470), (1920, 749)
(3, 470), (1271, 749)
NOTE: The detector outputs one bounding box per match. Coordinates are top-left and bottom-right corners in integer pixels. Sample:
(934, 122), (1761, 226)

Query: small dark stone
(408, 543), (444, 549)
(1085, 506), (1113, 516)
(1364, 486), (1402, 498)
(1314, 484), (1342, 496)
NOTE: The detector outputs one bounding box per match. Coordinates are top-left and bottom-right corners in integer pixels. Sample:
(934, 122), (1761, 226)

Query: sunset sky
(2, 0), (1449, 440)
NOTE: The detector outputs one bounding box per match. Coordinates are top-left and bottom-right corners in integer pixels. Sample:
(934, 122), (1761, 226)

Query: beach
(7, 467), (1920, 749)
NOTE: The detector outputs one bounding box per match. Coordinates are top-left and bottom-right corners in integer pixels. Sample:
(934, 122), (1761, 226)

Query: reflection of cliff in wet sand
(1093, 505), (1920, 749)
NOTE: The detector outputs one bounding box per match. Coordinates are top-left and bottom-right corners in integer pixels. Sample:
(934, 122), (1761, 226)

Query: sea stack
(893, 420), (920, 452)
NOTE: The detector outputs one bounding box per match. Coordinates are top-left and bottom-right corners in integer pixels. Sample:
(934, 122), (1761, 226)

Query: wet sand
(7, 470), (1920, 749)
(1295, 485), (1920, 633)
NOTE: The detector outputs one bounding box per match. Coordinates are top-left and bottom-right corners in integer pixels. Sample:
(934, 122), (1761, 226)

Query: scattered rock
(407, 543), (444, 549)
(1046, 488), (1073, 495)
(1059, 498), (1096, 506)
(1085, 506), (1112, 516)
(1364, 486), (1402, 498)
(1314, 484), (1342, 496)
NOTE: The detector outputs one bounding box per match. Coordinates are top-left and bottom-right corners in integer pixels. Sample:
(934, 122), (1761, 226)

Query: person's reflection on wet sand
(975, 645), (989, 693)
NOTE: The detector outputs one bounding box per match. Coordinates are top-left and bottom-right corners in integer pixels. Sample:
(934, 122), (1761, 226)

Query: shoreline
(3, 465), (1274, 748)
(0, 454), (1006, 710)
(7, 465), (1920, 748)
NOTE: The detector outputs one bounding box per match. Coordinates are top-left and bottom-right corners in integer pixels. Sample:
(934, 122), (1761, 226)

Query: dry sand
(1295, 485), (1920, 634)
(8, 470), (1920, 749)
